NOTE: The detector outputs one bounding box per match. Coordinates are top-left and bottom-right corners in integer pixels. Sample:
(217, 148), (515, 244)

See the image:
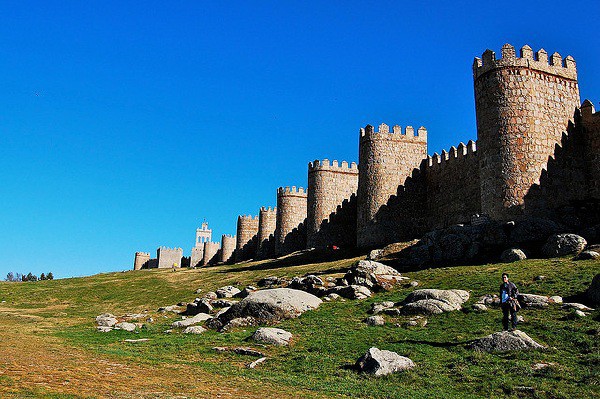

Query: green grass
(1, 254), (599, 398)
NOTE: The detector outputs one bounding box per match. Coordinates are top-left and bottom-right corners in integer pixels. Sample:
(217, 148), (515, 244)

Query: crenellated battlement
(360, 123), (427, 142)
(221, 234), (235, 238)
(426, 140), (477, 168)
(581, 99), (599, 120)
(135, 252), (150, 257)
(260, 206), (277, 212)
(238, 214), (259, 221)
(277, 186), (307, 196)
(308, 159), (358, 172)
(158, 246), (182, 251)
(473, 43), (577, 80)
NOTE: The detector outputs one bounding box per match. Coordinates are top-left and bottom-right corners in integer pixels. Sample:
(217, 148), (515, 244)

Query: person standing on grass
(500, 273), (519, 331)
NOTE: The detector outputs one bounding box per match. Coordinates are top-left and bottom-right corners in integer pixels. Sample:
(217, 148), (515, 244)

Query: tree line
(5, 272), (54, 282)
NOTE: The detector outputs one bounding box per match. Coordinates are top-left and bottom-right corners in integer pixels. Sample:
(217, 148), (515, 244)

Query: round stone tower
(220, 234), (236, 263)
(275, 186), (308, 256)
(357, 123), (428, 247)
(235, 215), (259, 262)
(307, 159), (358, 248)
(202, 241), (220, 266)
(133, 252), (150, 270)
(473, 43), (580, 220)
(257, 206), (277, 259)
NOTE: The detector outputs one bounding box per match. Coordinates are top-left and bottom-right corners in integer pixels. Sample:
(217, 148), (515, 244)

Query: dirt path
(0, 312), (329, 399)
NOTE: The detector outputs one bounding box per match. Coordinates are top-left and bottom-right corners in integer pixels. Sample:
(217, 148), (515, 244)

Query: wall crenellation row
(426, 140), (477, 168)
(474, 43), (577, 80)
(308, 159), (358, 171)
(360, 123), (427, 142)
(277, 186), (307, 195)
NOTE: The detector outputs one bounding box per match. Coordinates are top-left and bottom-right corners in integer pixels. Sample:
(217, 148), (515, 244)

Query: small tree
(47, 272), (54, 280)
(40, 273), (46, 280)
(26, 272), (37, 282)
(21, 274), (27, 282)
(5, 272), (14, 282)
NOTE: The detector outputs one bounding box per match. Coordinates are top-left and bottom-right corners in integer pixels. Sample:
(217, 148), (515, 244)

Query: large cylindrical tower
(275, 186), (308, 256)
(357, 123), (428, 247)
(257, 206), (277, 259)
(235, 215), (259, 262)
(133, 252), (150, 270)
(307, 159), (358, 248)
(220, 234), (236, 263)
(202, 241), (220, 266)
(473, 43), (580, 220)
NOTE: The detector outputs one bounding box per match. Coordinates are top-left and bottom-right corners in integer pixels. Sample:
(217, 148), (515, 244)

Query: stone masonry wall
(190, 246), (204, 268)
(357, 123), (428, 247)
(202, 241), (220, 266)
(275, 186), (307, 256)
(425, 141), (481, 229)
(257, 206), (277, 259)
(474, 44), (581, 220)
(220, 234), (236, 263)
(133, 252), (150, 270)
(307, 159), (358, 248)
(581, 100), (600, 199)
(308, 194), (357, 249)
(157, 247), (183, 269)
(235, 215), (259, 262)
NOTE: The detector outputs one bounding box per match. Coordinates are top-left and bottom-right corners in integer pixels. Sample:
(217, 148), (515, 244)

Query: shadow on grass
(392, 339), (470, 348)
(217, 248), (368, 274)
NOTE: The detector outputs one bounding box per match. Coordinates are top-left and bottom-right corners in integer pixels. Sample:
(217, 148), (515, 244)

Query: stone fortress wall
(275, 186), (308, 256)
(220, 234), (236, 263)
(134, 43), (600, 269)
(257, 206), (277, 259)
(235, 215), (259, 262)
(156, 247), (183, 269)
(307, 159), (358, 248)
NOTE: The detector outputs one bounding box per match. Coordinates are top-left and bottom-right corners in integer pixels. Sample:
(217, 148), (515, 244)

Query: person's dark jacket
(499, 281), (519, 303)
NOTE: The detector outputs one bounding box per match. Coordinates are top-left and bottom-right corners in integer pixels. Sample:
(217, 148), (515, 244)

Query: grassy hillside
(0, 252), (598, 399)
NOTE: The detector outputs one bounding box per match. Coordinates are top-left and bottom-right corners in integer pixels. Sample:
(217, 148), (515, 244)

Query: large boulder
(355, 347), (415, 376)
(509, 218), (562, 246)
(542, 234), (587, 257)
(400, 289), (470, 315)
(501, 248), (527, 263)
(587, 274), (600, 305)
(96, 314), (118, 327)
(251, 327), (292, 346)
(216, 286), (241, 298)
(209, 288), (322, 331)
(327, 285), (372, 300)
(517, 294), (549, 308)
(468, 330), (545, 352)
(344, 260), (407, 291)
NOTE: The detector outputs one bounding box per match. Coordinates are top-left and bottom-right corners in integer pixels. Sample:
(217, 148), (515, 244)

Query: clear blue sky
(1, 1), (598, 279)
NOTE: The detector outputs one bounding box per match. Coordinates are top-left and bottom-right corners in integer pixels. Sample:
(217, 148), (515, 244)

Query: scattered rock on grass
(365, 316), (385, 326)
(216, 286), (241, 298)
(251, 327), (292, 346)
(171, 313), (212, 328)
(183, 326), (207, 334)
(355, 347), (415, 376)
(114, 322), (136, 332)
(96, 314), (118, 327)
(468, 330), (544, 352)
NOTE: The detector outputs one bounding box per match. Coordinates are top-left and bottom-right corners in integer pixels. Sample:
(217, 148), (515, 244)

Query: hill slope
(0, 253), (598, 399)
